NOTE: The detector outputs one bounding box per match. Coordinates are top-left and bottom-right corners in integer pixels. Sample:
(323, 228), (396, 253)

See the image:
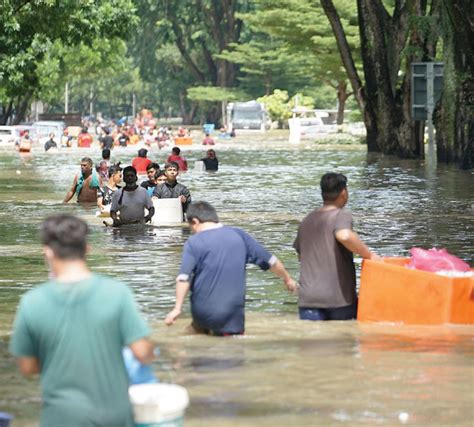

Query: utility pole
(89, 86), (94, 116)
(132, 93), (136, 118)
(64, 82), (69, 114)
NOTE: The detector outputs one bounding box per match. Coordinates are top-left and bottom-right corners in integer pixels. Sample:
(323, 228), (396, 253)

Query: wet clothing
(167, 154), (188, 172)
(140, 180), (157, 197)
(44, 139), (57, 152)
(70, 171), (101, 203)
(293, 208), (356, 310)
(98, 184), (120, 206)
(202, 136), (215, 145)
(131, 157), (151, 174)
(110, 186), (153, 224)
(299, 303), (357, 321)
(201, 157), (218, 171)
(9, 274), (150, 427)
(118, 133), (129, 147)
(178, 225), (274, 334)
(152, 181), (191, 213)
(77, 133), (93, 148)
(100, 135), (114, 150)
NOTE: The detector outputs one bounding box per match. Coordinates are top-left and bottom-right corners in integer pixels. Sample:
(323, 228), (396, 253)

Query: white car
(32, 121), (66, 145)
(0, 126), (19, 148)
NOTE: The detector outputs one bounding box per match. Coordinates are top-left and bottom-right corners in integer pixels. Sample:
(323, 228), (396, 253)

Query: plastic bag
(123, 347), (157, 385)
(407, 247), (470, 273)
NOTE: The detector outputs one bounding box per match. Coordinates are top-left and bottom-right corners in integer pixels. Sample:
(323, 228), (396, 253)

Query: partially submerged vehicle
(226, 101), (267, 131)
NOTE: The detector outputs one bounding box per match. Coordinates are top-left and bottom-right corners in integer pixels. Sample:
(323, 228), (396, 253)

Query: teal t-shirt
(9, 274), (151, 427)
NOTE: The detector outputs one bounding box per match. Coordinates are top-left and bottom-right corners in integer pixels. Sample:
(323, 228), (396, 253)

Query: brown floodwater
(0, 133), (473, 426)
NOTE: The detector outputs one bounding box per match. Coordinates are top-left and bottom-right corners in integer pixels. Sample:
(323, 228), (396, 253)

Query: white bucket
(151, 198), (183, 226)
(129, 383), (189, 427)
(194, 160), (205, 171)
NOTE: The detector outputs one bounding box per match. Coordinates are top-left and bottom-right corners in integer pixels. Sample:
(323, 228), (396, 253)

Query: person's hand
(285, 278), (299, 294)
(165, 308), (181, 325)
(144, 215), (152, 223)
(112, 218), (121, 227)
(369, 253), (383, 262)
(179, 195), (186, 203)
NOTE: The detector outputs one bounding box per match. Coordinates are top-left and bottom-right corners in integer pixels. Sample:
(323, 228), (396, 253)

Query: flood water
(0, 134), (473, 426)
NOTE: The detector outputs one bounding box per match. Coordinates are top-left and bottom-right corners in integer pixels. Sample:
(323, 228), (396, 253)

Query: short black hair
(165, 161), (179, 171)
(81, 157), (93, 167)
(138, 148), (148, 158)
(40, 215), (88, 260)
(147, 162), (160, 172)
(123, 165), (137, 176)
(320, 172), (347, 201)
(108, 165), (122, 177)
(102, 148), (111, 159)
(186, 201), (219, 224)
(155, 171), (166, 179)
(172, 146), (181, 155)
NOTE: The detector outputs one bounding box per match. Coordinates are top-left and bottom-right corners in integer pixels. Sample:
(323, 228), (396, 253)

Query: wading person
(165, 201), (298, 335)
(131, 148), (151, 174)
(140, 162), (160, 197)
(152, 162), (191, 216)
(110, 166), (154, 226)
(9, 214), (154, 427)
(201, 149), (218, 171)
(44, 133), (58, 152)
(293, 172), (381, 321)
(97, 165), (122, 212)
(64, 157), (101, 203)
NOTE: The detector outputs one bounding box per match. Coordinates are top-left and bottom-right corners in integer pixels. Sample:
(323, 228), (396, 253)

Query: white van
(0, 126), (19, 148)
(32, 121), (66, 145)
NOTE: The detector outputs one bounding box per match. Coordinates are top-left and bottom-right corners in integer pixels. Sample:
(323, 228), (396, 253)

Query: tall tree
(435, 0), (474, 168)
(235, 0), (360, 124)
(321, 0), (440, 156)
(132, 0), (249, 124)
(0, 0), (137, 124)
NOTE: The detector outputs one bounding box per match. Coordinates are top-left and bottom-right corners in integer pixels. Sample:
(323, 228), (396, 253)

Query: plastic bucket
(129, 383), (189, 427)
(151, 198), (183, 225)
(194, 161), (205, 172)
(0, 413), (14, 427)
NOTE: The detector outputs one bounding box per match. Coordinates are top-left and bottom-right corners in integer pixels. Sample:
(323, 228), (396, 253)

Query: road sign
(411, 62), (443, 121)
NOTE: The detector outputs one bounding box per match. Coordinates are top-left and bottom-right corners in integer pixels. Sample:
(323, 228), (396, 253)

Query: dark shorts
(299, 302), (358, 321)
(191, 320), (244, 337)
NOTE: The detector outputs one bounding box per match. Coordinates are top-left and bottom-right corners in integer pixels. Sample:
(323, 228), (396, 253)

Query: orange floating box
(175, 137), (193, 145)
(357, 257), (474, 325)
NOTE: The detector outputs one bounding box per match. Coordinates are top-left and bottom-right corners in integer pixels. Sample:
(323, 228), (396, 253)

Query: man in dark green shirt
(9, 214), (154, 427)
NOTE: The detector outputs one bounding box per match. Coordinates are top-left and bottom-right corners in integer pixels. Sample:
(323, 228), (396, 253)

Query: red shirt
(132, 157), (152, 173)
(78, 133), (93, 148)
(167, 155), (188, 171)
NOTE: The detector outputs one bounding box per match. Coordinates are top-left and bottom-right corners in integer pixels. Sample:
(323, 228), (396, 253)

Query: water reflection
(0, 141), (473, 426)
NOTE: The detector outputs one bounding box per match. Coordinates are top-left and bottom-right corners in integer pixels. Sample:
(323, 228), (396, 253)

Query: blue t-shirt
(178, 225), (273, 334)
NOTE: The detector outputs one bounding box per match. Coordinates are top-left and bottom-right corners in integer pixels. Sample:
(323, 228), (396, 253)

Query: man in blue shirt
(164, 201), (298, 335)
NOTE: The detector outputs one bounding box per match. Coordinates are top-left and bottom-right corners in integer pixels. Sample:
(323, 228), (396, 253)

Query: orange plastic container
(357, 257), (474, 325)
(175, 137), (193, 145)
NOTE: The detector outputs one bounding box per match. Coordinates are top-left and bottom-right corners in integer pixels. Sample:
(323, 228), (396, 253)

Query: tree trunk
(13, 95), (32, 125)
(336, 81), (351, 125)
(435, 0), (474, 169)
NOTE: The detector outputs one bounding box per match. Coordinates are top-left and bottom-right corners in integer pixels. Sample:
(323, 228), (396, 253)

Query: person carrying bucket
(9, 214), (154, 426)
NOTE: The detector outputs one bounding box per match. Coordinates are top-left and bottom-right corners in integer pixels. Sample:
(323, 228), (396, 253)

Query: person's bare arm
(335, 229), (381, 260)
(63, 176), (78, 203)
(16, 357), (40, 377)
(97, 196), (104, 210)
(129, 338), (155, 365)
(164, 280), (191, 325)
(269, 259), (298, 292)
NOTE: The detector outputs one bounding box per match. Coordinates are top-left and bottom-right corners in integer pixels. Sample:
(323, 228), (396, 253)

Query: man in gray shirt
(293, 172), (381, 321)
(110, 166), (154, 226)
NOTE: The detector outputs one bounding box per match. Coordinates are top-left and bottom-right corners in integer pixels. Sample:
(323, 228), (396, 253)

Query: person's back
(295, 208), (356, 308)
(167, 154), (187, 172)
(12, 275), (139, 426)
(9, 214), (153, 427)
(184, 226), (255, 333)
(78, 131), (93, 148)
